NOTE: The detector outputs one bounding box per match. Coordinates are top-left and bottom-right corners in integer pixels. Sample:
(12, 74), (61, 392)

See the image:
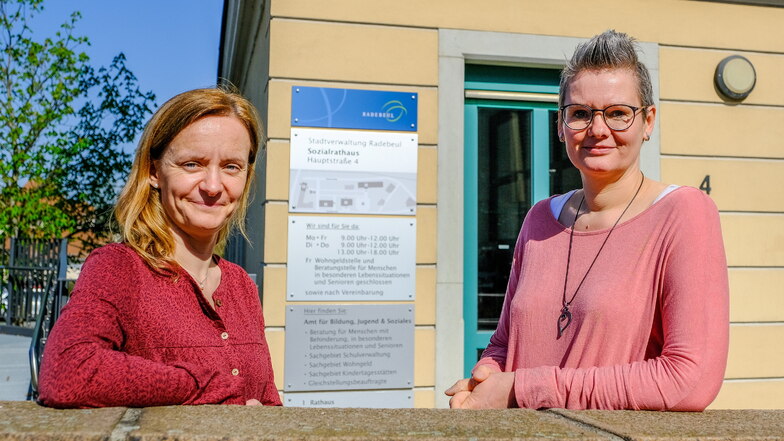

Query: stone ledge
(551, 408), (784, 441)
(132, 406), (602, 440)
(1, 401), (782, 441)
(0, 401), (125, 441)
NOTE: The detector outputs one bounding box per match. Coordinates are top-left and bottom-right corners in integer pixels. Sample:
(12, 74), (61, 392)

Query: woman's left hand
(449, 371), (516, 409)
(245, 399), (262, 406)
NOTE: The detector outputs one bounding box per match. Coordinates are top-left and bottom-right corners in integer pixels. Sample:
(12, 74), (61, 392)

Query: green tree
(0, 0), (155, 254)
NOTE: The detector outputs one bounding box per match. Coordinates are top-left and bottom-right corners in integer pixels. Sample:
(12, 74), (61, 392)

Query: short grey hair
(559, 30), (654, 110)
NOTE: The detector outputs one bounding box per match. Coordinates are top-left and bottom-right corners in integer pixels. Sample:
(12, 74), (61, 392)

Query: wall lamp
(714, 55), (756, 101)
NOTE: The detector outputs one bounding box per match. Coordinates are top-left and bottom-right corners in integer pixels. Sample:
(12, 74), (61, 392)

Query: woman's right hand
(444, 365), (495, 407)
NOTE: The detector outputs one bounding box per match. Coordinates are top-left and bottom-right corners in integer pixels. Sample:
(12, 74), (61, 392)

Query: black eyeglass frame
(559, 104), (647, 132)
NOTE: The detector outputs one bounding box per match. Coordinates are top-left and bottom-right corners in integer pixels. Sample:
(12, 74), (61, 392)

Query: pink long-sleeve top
(476, 186), (729, 410)
(38, 243), (281, 408)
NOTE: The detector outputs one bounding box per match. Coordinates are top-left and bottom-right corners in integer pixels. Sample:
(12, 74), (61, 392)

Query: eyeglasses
(560, 104), (645, 131)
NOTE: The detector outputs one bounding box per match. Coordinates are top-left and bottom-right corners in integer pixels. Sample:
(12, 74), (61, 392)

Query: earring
(152, 183), (159, 189)
(644, 135), (651, 142)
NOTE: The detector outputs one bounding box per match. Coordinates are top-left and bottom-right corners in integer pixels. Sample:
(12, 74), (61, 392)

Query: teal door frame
(463, 99), (557, 376)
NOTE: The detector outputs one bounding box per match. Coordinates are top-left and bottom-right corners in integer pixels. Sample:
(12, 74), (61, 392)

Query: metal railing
(0, 238), (71, 400)
(1, 239), (67, 333)
(1, 265), (56, 331)
(28, 277), (75, 397)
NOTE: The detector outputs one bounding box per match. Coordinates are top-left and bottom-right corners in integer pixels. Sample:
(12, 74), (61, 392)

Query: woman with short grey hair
(446, 30), (729, 410)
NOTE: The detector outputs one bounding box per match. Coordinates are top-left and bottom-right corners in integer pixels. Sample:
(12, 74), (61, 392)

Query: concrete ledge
(551, 408), (784, 441)
(0, 401), (125, 441)
(1, 401), (782, 440)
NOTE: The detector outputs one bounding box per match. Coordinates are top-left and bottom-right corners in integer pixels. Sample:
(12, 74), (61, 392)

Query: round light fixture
(714, 55), (756, 101)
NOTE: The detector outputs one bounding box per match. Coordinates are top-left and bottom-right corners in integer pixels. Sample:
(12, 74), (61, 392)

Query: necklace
(196, 272), (208, 291)
(184, 268), (209, 291)
(557, 171), (645, 338)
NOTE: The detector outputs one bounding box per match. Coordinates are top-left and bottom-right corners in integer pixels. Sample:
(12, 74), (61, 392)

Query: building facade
(219, 0), (784, 408)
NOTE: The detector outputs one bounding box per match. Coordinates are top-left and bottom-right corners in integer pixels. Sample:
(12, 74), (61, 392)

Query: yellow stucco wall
(242, 0), (784, 409)
(270, 0), (783, 53)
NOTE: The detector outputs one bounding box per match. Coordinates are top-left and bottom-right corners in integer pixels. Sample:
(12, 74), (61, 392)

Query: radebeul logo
(360, 100), (408, 122)
(381, 100), (407, 122)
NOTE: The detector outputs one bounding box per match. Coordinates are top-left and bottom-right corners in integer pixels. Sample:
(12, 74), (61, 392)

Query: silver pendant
(557, 306), (572, 338)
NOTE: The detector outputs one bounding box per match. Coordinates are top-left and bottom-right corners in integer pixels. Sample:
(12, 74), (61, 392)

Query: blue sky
(30, 0), (224, 117)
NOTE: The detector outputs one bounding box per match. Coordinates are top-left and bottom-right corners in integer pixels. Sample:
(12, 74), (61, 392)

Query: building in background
(218, 0), (784, 409)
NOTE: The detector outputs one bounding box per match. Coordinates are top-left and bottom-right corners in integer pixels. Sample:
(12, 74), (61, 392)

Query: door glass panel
(549, 110), (582, 195)
(477, 108), (532, 330)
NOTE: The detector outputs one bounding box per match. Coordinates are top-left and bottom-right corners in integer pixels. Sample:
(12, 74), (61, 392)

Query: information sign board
(284, 304), (414, 392)
(291, 86), (418, 132)
(284, 390), (413, 408)
(289, 128), (417, 215)
(287, 216), (415, 301)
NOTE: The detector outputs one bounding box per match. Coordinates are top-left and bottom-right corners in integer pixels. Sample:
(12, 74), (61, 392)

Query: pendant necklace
(558, 171), (645, 338)
(197, 272), (208, 291)
(185, 268), (209, 291)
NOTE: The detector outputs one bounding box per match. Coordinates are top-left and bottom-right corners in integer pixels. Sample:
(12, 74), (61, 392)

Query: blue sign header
(291, 86), (418, 132)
